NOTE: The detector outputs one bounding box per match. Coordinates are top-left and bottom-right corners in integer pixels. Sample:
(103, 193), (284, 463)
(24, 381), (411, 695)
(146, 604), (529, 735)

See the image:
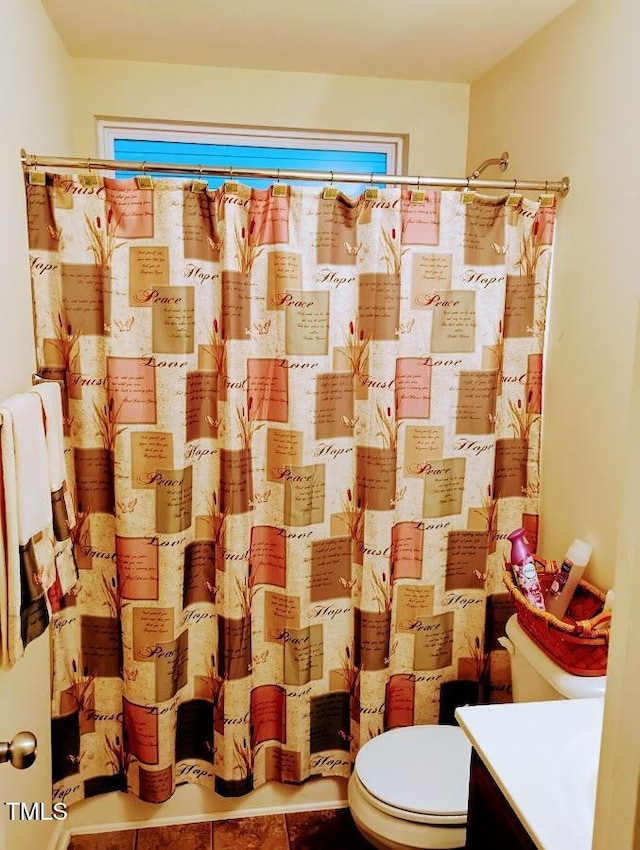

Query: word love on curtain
(25, 173), (554, 806)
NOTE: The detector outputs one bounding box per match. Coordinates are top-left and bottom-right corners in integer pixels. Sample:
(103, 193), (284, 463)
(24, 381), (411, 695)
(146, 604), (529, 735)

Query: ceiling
(41, 0), (576, 84)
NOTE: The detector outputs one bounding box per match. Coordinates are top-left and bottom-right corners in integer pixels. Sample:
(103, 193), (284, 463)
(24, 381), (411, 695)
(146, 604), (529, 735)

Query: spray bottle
(507, 527), (546, 611)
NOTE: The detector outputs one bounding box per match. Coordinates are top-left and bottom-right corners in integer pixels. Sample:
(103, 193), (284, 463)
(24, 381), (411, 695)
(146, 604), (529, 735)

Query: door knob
(0, 732), (37, 769)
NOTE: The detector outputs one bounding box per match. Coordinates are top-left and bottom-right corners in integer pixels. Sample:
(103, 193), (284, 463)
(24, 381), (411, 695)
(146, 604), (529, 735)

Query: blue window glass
(113, 138), (388, 192)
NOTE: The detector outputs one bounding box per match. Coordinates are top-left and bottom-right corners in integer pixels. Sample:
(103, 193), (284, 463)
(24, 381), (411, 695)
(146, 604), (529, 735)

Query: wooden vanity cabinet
(465, 750), (538, 850)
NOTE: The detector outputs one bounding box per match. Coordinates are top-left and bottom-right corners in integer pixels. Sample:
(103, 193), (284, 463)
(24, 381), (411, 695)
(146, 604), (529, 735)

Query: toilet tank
(503, 615), (607, 701)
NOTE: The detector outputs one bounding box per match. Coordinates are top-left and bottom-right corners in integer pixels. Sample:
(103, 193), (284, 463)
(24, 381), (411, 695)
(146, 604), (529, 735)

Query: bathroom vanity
(465, 750), (537, 849)
(456, 698), (603, 850)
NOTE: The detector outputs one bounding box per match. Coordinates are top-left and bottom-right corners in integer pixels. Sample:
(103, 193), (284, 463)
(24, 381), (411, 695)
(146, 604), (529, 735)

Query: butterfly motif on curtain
(252, 319), (271, 336)
(114, 316), (135, 332)
(343, 241), (363, 257)
(124, 668), (139, 682)
(206, 415), (222, 430)
(250, 489), (272, 506)
(47, 225), (62, 241)
(117, 497), (138, 514)
(204, 580), (219, 601)
(491, 243), (507, 255)
(391, 485), (407, 506)
(207, 237), (223, 252)
(522, 481), (540, 499)
(339, 576), (357, 590)
(341, 415), (359, 428)
(394, 318), (415, 336)
(473, 569), (488, 581)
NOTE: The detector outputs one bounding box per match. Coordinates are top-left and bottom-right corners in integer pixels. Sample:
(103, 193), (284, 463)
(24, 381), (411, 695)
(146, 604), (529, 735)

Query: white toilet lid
(355, 725), (471, 819)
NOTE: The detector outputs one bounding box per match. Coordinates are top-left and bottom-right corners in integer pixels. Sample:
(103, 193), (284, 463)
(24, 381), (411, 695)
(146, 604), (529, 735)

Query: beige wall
(0, 0), (72, 396)
(0, 4), (72, 849)
(467, 1), (640, 846)
(467, 0), (638, 593)
(69, 59), (470, 178)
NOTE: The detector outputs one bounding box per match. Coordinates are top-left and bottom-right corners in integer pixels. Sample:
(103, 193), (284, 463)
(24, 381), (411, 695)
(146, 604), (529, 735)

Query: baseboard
(57, 779), (349, 846)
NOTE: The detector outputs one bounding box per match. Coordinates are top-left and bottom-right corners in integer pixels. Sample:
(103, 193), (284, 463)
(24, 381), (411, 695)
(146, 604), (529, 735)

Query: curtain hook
(370, 172), (374, 185)
(544, 180), (549, 193)
(276, 168), (281, 183)
(330, 171), (334, 185)
(86, 158), (92, 172)
(417, 176), (422, 189)
(466, 176), (470, 189)
(141, 161), (147, 174)
(229, 166), (234, 179)
(513, 178), (518, 191)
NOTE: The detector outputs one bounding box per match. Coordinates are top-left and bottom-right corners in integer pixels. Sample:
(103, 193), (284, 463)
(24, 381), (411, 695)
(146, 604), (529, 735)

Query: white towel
(0, 394), (54, 661)
(0, 407), (21, 667)
(30, 382), (66, 493)
(31, 382), (78, 597)
(0, 475), (7, 667)
(3, 394), (53, 547)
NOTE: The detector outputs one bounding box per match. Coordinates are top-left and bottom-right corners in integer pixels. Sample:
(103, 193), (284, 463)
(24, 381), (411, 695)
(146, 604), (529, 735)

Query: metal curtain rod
(20, 149), (570, 196)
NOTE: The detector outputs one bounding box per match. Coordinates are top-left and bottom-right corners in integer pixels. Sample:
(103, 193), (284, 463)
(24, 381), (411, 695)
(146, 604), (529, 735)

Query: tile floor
(67, 807), (376, 850)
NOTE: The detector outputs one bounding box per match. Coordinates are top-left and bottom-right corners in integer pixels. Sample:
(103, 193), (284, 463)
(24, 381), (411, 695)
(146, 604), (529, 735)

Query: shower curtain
(24, 173), (554, 805)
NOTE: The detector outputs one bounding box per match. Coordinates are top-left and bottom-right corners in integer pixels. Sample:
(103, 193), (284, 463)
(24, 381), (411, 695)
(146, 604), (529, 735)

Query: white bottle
(545, 539), (593, 619)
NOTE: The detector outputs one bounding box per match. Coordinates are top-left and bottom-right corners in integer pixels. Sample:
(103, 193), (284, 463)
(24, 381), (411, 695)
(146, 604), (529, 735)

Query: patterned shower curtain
(24, 173), (554, 806)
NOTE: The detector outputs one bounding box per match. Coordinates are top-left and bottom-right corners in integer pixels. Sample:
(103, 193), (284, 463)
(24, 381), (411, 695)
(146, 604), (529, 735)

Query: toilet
(348, 614), (607, 850)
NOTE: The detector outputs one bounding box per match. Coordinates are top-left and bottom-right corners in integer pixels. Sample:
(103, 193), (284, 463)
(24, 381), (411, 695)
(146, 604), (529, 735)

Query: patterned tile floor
(67, 807), (376, 850)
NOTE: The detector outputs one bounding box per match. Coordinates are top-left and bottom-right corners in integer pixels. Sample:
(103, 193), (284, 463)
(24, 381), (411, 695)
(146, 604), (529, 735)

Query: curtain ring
(142, 161), (147, 173)
(198, 164), (203, 176)
(86, 158), (92, 172)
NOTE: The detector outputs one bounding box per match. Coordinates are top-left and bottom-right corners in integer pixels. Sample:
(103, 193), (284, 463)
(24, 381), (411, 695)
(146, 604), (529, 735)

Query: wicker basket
(503, 557), (611, 676)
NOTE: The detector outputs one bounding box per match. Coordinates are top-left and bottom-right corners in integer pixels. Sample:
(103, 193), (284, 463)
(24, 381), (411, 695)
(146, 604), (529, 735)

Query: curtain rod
(20, 149), (570, 196)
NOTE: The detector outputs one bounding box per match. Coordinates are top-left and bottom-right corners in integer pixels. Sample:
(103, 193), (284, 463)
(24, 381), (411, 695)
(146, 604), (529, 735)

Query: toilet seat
(354, 725), (471, 826)
(351, 772), (465, 827)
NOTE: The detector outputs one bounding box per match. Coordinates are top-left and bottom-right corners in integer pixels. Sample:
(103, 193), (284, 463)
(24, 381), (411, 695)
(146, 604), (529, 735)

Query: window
(99, 119), (405, 193)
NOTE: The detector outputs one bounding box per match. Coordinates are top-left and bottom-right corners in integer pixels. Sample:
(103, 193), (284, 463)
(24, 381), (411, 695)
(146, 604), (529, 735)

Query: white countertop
(456, 698), (604, 850)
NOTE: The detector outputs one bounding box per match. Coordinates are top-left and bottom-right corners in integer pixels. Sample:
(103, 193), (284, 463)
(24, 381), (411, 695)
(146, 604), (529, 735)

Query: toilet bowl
(349, 724), (469, 849)
(348, 614), (607, 850)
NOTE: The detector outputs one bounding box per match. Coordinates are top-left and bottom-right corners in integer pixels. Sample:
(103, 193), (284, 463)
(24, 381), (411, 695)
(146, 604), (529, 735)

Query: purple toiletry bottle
(507, 528), (546, 611)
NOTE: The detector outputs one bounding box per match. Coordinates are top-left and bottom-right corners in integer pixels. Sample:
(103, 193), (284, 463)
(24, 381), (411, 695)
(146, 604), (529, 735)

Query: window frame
(97, 118), (406, 183)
